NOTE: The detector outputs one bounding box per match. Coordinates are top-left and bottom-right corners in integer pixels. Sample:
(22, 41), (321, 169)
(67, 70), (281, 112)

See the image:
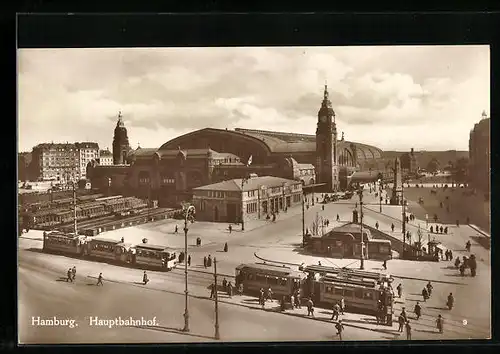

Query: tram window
(325, 286), (333, 293)
(354, 288), (364, 299)
(364, 291), (374, 300)
(343, 289), (354, 298)
(255, 275), (266, 283)
(247, 273), (254, 281)
(335, 288), (343, 295)
(279, 278), (288, 286)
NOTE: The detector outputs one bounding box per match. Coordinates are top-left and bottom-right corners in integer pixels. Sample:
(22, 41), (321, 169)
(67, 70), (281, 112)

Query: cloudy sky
(18, 46), (489, 152)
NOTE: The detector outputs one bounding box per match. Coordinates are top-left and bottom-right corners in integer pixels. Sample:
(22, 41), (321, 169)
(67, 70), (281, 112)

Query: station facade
(87, 85), (391, 208)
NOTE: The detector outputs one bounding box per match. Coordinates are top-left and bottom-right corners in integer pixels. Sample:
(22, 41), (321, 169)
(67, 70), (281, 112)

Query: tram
(84, 237), (133, 263)
(303, 265), (394, 324)
(235, 263), (307, 297)
(132, 244), (177, 271)
(42, 231), (87, 256)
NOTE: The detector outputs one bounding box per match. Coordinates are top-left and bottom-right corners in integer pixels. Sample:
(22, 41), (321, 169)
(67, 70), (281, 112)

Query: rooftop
(193, 175), (302, 192)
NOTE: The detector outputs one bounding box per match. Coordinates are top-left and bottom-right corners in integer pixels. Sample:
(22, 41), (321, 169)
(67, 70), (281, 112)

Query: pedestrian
(207, 254), (212, 267)
(430, 226), (433, 233)
(96, 272), (103, 286)
(228, 224), (232, 233)
(426, 281), (433, 297)
(259, 288), (265, 307)
(396, 283), (403, 298)
(440, 226), (444, 233)
(436, 314), (444, 333)
(383, 260), (387, 270)
(210, 283), (215, 299)
(71, 266), (76, 281)
(237, 282), (244, 295)
(375, 221), (379, 230)
(143, 271), (149, 285)
(66, 268), (73, 283)
(376, 300), (384, 325)
(336, 214), (340, 222)
(391, 223), (395, 232)
(266, 287), (273, 302)
(454, 257), (460, 268)
(280, 296), (286, 311)
(331, 303), (340, 321)
(398, 313), (405, 332)
(405, 320), (412, 340)
(466, 241), (471, 252)
(222, 277), (227, 291)
(318, 261), (322, 266)
(187, 255), (191, 266)
(335, 320), (344, 340)
(444, 226), (448, 234)
(340, 297), (345, 314)
(414, 302), (422, 320)
(121, 237), (124, 243)
(203, 256), (207, 268)
(422, 287), (428, 301)
(401, 307), (407, 322)
(322, 205), (325, 211)
(224, 242), (228, 252)
(306, 298), (315, 317)
(459, 263), (465, 276)
(295, 289), (302, 309)
(174, 225), (178, 233)
(290, 294), (295, 309)
(227, 281), (233, 298)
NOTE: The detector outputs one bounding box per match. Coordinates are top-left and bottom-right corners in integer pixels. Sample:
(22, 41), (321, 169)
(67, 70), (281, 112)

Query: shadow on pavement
(56, 277), (70, 282)
(428, 306), (449, 311)
(415, 329), (438, 334)
(471, 236), (490, 250)
(131, 325), (215, 340)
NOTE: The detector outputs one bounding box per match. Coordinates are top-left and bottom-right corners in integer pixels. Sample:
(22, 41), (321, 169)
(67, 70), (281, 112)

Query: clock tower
(315, 84), (339, 191)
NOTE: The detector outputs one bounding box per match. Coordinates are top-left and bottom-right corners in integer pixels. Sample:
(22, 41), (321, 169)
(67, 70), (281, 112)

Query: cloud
(18, 46), (490, 152)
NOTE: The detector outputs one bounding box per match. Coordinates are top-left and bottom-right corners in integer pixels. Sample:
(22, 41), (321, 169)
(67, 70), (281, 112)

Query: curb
(468, 224), (490, 238)
(85, 276), (395, 336)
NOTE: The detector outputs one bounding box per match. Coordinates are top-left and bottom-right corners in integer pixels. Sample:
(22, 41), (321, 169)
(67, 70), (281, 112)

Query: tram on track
(132, 244), (177, 271)
(235, 263), (307, 297)
(84, 237), (133, 263)
(42, 231), (88, 256)
(235, 263), (394, 323)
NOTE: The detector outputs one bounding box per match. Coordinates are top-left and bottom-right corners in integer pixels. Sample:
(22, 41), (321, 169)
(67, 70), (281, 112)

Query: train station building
(87, 85), (393, 208)
(192, 175), (303, 223)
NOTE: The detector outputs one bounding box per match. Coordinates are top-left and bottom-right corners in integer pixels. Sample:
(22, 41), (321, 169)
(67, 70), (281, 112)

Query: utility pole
(301, 192), (305, 239)
(214, 257), (220, 340)
(401, 183), (406, 259)
(182, 205), (195, 332)
(379, 179), (382, 213)
(73, 178), (78, 236)
(359, 187), (365, 270)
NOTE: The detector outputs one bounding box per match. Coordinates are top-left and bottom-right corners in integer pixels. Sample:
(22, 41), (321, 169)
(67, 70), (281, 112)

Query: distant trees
(426, 158), (440, 174)
(400, 153), (411, 171)
(451, 157), (469, 185)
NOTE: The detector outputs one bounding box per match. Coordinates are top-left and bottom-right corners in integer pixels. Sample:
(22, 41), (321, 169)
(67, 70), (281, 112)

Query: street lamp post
(241, 178), (246, 231)
(182, 205), (195, 332)
(378, 179), (382, 213)
(301, 192), (305, 238)
(214, 257), (220, 339)
(401, 184), (406, 259)
(358, 187), (365, 270)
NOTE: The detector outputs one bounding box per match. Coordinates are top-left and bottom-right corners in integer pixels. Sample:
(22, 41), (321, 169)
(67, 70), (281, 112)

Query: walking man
(306, 298), (315, 317)
(375, 221), (379, 230)
(66, 268), (73, 283)
(209, 283), (215, 299)
(174, 225), (178, 233)
(426, 281), (433, 297)
(227, 281), (233, 298)
(71, 266), (76, 281)
(187, 255), (191, 266)
(397, 283), (403, 298)
(340, 297), (345, 315)
(203, 256), (207, 268)
(335, 320), (344, 340)
(398, 313), (405, 332)
(96, 272), (104, 286)
(391, 223), (395, 232)
(228, 224), (232, 234)
(331, 303), (340, 321)
(383, 260), (387, 270)
(436, 314), (444, 333)
(336, 214), (340, 222)
(414, 301), (422, 320)
(405, 320), (412, 340)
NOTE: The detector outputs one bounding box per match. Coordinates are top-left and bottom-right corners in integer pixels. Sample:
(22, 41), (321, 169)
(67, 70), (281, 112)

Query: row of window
(299, 169), (314, 176)
(324, 285), (374, 300)
(244, 273), (289, 287)
(91, 244), (114, 252)
(246, 202), (258, 214)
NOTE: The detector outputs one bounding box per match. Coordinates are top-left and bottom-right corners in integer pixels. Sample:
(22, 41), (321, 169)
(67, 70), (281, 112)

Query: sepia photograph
(17, 45), (490, 343)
